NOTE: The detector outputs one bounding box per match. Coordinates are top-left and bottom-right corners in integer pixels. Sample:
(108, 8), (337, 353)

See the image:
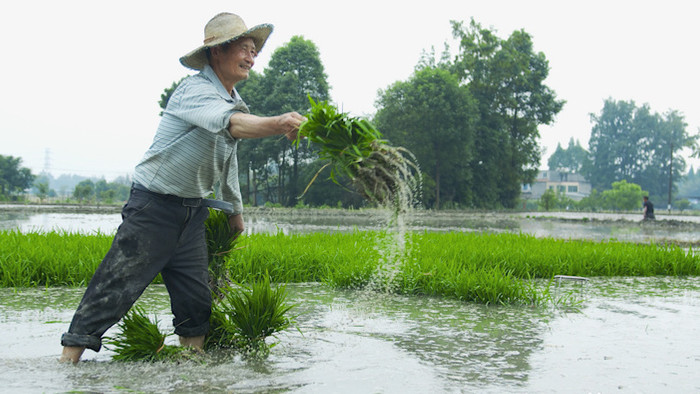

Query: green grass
(2, 229), (698, 305)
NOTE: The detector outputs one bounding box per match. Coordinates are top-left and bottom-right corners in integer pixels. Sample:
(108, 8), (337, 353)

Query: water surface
(2, 208), (699, 245)
(1, 278), (698, 393)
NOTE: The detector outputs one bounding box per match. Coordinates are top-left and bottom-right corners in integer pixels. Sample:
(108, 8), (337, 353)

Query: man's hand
(278, 112), (305, 141)
(228, 213), (244, 240)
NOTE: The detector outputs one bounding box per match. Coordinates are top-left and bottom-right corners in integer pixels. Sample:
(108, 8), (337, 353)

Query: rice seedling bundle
(105, 209), (295, 361)
(297, 97), (421, 209)
(205, 208), (240, 296)
(105, 305), (192, 362)
(206, 275), (295, 354)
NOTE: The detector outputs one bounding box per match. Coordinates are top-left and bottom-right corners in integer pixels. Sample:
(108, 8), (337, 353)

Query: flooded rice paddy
(1, 279), (699, 393)
(2, 206), (700, 245)
(1, 206), (699, 392)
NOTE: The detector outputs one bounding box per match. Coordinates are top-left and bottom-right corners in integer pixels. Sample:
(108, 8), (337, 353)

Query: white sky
(1, 0), (698, 180)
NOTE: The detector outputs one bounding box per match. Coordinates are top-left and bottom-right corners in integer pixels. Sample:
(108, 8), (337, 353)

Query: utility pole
(667, 142), (673, 213)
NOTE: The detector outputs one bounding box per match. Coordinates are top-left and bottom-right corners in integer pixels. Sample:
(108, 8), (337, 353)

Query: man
(60, 12), (304, 363)
(642, 196), (655, 220)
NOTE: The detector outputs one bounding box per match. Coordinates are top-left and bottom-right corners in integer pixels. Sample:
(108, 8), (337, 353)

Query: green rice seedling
(0, 229), (113, 287)
(3, 230), (699, 306)
(297, 97), (421, 210)
(104, 305), (192, 362)
(205, 273), (295, 355)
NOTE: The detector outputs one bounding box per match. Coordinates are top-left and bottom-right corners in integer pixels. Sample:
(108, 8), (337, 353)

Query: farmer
(642, 196), (655, 220)
(60, 12), (304, 363)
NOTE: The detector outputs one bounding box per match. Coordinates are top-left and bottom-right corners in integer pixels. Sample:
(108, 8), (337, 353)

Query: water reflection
(2, 208), (700, 245)
(1, 278), (698, 392)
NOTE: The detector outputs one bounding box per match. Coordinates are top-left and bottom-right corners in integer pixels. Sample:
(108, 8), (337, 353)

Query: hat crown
(203, 13), (247, 45)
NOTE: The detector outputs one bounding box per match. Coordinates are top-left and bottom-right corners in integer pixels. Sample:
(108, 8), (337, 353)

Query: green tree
(600, 180), (645, 211)
(587, 99), (698, 199)
(158, 76), (187, 116)
(450, 19), (564, 208)
(548, 138), (589, 174)
(577, 188), (603, 212)
(73, 179), (95, 203)
(538, 188), (556, 211)
(674, 198), (690, 212)
(678, 166), (700, 198)
(0, 155), (35, 198)
(374, 66), (478, 209)
(238, 35), (330, 206)
(35, 181), (49, 203)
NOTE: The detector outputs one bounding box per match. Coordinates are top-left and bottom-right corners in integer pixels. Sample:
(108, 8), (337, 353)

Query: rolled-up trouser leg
(61, 189), (185, 351)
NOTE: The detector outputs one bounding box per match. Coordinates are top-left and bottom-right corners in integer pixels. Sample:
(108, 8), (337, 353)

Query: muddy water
(2, 208), (699, 392)
(1, 278), (699, 393)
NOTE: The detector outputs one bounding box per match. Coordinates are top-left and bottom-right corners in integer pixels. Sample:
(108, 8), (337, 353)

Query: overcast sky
(1, 0), (698, 180)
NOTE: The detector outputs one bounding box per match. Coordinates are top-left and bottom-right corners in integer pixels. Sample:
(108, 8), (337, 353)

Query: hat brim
(179, 23), (274, 70)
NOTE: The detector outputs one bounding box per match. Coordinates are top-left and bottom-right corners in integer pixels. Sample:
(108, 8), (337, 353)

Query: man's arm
(228, 112), (304, 140)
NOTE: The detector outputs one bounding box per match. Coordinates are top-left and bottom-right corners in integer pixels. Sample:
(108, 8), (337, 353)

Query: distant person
(59, 12), (304, 363)
(642, 196), (655, 220)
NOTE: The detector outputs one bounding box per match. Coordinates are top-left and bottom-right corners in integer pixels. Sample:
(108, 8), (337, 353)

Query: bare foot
(179, 335), (205, 351)
(59, 346), (85, 364)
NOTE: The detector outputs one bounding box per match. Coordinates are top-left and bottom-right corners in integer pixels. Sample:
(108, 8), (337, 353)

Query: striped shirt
(133, 65), (248, 215)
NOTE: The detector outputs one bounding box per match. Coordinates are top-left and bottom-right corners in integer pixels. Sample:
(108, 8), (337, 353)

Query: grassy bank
(1, 230), (698, 304)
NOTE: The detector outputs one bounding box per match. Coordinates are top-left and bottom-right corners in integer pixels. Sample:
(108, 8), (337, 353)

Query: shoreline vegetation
(2, 229), (698, 305)
(3, 202), (700, 218)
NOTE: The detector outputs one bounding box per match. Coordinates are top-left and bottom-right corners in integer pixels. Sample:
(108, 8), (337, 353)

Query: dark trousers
(61, 186), (211, 352)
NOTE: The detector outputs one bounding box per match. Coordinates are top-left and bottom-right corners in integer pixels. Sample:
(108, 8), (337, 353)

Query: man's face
(211, 37), (257, 85)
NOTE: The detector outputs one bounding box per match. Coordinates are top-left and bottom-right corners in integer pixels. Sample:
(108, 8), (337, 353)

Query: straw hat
(179, 12), (274, 70)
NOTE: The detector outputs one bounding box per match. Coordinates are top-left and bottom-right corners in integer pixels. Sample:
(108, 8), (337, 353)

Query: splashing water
(364, 152), (422, 294)
(296, 98), (422, 293)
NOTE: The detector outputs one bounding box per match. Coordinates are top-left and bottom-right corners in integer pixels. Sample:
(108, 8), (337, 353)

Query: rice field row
(1, 230), (697, 304)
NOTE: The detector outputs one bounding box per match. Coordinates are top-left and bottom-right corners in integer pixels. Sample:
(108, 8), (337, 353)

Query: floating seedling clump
(297, 97), (421, 211)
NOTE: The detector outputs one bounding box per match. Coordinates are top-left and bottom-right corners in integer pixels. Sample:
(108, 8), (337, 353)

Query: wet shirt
(133, 65), (248, 215)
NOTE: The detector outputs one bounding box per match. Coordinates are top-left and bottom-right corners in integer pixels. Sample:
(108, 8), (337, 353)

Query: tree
(587, 99), (698, 199)
(35, 181), (50, 203)
(374, 66), (478, 209)
(73, 179), (95, 203)
(0, 155), (35, 198)
(678, 166), (700, 198)
(548, 138), (589, 174)
(158, 76), (187, 116)
(577, 189), (602, 212)
(674, 198), (690, 212)
(600, 180), (645, 211)
(539, 188), (556, 211)
(238, 35), (331, 206)
(449, 19), (564, 208)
